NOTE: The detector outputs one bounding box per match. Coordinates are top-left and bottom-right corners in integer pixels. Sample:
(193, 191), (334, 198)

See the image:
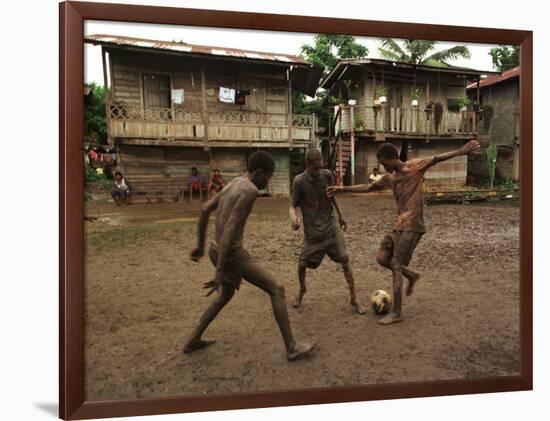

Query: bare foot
(287, 342), (318, 361)
(406, 273), (420, 296)
(351, 300), (367, 315)
(292, 291), (305, 308)
(183, 339), (216, 353)
(378, 312), (404, 325)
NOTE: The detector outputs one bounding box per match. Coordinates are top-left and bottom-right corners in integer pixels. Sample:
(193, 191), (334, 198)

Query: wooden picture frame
(60, 1), (532, 419)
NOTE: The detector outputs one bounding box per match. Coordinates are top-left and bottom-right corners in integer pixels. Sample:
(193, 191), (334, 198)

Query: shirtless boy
(328, 140), (480, 325)
(290, 148), (366, 314)
(184, 151), (317, 361)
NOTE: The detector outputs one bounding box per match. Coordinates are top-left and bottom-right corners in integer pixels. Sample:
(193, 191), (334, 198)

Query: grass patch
(86, 220), (196, 253)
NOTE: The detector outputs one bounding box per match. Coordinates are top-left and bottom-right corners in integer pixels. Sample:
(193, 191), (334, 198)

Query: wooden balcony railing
(340, 105), (478, 136)
(107, 104), (315, 143)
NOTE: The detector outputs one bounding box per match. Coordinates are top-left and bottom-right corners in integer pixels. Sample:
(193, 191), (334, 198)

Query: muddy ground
(84, 193), (520, 401)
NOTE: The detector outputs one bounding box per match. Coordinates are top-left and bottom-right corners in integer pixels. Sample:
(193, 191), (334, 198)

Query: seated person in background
(101, 149), (113, 167)
(188, 167), (204, 200)
(88, 147), (99, 167)
(208, 168), (225, 198)
(111, 171), (130, 205)
(369, 167), (382, 183)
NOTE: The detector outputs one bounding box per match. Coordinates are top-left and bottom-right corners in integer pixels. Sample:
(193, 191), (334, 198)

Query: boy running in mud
(328, 140), (480, 325)
(184, 151), (317, 361)
(290, 148), (366, 314)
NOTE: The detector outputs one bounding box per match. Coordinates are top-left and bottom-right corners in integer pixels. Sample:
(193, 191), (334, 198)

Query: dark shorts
(299, 229), (349, 269)
(111, 189), (129, 199)
(380, 230), (424, 266)
(208, 244), (255, 290)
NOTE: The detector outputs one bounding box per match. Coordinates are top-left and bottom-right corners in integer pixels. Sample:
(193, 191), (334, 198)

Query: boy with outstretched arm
(184, 151), (317, 361)
(327, 140), (480, 325)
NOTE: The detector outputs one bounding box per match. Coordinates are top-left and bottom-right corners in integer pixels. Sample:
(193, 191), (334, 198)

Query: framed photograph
(60, 1), (532, 419)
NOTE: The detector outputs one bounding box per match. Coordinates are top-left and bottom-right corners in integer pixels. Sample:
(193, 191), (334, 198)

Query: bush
(85, 166), (114, 191)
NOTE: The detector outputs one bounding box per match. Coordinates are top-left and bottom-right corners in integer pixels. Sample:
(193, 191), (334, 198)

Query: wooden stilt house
(319, 58), (494, 188)
(85, 35), (322, 201)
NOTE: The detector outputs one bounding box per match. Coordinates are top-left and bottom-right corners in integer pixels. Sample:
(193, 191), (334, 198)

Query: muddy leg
(341, 260), (366, 314)
(292, 263), (307, 308)
(405, 269), (420, 296)
(377, 249), (419, 296)
(243, 262), (317, 361)
(378, 257), (405, 325)
(183, 284), (235, 353)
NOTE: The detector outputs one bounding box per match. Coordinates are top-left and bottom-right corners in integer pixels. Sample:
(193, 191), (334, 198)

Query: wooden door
(143, 74), (171, 108)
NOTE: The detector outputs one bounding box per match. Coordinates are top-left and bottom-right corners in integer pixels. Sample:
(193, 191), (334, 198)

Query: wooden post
(425, 80), (430, 135)
(288, 71), (293, 150)
(201, 66), (208, 147)
(312, 113), (316, 145)
(350, 104), (355, 186)
(107, 49), (115, 103)
(396, 107), (401, 132)
(338, 108), (343, 186)
(338, 141), (343, 186)
(101, 47), (112, 145)
(476, 77), (481, 133)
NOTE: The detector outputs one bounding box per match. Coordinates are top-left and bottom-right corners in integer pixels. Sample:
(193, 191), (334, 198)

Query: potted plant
(330, 95), (346, 108)
(458, 96), (471, 112)
(354, 117), (365, 131)
(375, 85), (389, 104)
(343, 79), (360, 101)
(410, 87), (421, 107)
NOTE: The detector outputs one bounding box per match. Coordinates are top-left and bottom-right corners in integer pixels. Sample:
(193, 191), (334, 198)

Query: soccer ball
(370, 290), (392, 315)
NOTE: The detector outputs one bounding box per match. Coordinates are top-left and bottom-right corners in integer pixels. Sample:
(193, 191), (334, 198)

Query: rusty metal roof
(320, 58), (496, 90)
(466, 66), (519, 90)
(85, 34), (310, 66)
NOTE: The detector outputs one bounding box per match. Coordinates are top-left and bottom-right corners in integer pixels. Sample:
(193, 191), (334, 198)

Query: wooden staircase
(326, 106), (352, 184)
(333, 136), (352, 184)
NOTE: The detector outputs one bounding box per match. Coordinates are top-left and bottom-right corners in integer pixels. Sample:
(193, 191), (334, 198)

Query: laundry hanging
(219, 87), (236, 104)
(172, 89), (184, 104)
(235, 89), (250, 105)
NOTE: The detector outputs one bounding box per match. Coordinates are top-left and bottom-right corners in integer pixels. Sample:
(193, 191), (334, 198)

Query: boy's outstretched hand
(326, 185), (342, 198)
(460, 139), (481, 155)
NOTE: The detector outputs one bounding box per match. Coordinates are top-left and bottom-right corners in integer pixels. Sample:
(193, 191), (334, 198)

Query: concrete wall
(478, 81), (519, 145)
(468, 79), (520, 180)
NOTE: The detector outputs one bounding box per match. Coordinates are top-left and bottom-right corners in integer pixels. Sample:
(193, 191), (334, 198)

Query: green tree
(379, 39), (471, 67)
(84, 83), (108, 144)
(300, 35), (368, 76)
(295, 35), (368, 135)
(489, 45), (520, 72)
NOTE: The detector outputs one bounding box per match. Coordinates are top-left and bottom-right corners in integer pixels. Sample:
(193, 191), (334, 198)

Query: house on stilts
(319, 58), (495, 188)
(84, 35), (323, 201)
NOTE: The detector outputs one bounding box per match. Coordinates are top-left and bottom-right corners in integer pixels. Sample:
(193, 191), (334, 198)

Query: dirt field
(84, 193), (520, 401)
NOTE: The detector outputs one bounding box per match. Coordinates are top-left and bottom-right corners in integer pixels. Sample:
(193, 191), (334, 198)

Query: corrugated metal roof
(466, 66), (519, 90)
(320, 58), (496, 90)
(85, 34), (310, 66)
